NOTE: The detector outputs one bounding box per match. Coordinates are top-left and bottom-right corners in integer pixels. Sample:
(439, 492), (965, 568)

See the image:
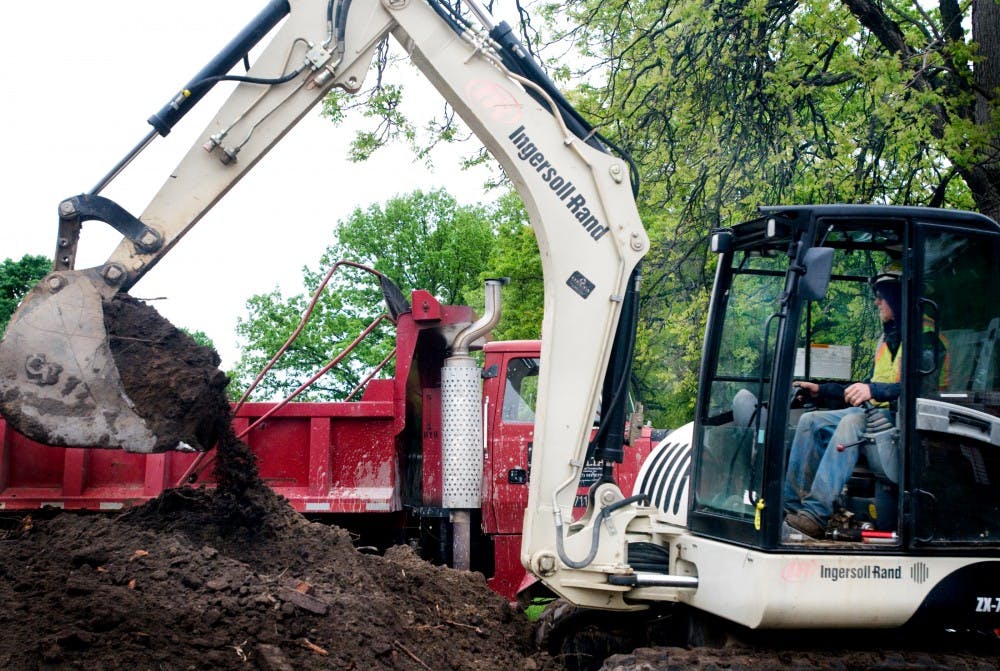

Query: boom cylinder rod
(461, 0), (496, 31)
(91, 0), (292, 195)
(89, 129), (159, 196)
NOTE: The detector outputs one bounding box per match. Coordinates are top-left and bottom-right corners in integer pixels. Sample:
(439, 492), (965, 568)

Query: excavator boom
(0, 0), (648, 532)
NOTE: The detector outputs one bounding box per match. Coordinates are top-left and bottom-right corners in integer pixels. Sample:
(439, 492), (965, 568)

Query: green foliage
(230, 190), (538, 401)
(181, 328), (216, 351)
(312, 1), (998, 427)
(0, 254), (51, 332)
(530, 0), (998, 427)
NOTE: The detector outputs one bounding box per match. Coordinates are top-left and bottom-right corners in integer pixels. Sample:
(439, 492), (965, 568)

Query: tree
(531, 0), (999, 425)
(550, 0), (997, 216)
(182, 328), (217, 352)
(0, 254), (51, 332)
(230, 189), (524, 401)
(316, 1), (998, 425)
(465, 191), (543, 342)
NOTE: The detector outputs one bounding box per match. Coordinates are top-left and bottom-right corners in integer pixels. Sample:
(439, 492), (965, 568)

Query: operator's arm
(794, 380), (849, 406)
(795, 380), (898, 407)
(864, 381), (900, 404)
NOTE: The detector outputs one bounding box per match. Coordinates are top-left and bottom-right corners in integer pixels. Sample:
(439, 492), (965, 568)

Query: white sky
(1, 1), (501, 368)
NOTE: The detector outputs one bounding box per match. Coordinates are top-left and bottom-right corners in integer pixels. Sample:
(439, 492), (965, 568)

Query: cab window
(502, 357), (539, 424)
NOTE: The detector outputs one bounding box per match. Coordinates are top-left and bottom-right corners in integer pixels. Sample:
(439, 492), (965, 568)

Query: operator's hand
(844, 382), (873, 407)
(792, 380), (819, 397)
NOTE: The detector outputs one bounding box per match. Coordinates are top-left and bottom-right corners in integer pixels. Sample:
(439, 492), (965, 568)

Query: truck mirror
(799, 247), (834, 301)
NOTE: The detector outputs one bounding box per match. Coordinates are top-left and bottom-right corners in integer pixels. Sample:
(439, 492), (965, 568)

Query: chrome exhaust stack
(442, 279), (506, 569)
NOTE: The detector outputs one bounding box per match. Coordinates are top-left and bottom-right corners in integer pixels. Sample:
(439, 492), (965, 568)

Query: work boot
(785, 512), (825, 539)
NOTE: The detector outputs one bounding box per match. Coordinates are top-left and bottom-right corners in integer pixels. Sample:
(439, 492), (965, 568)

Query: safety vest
(872, 337), (902, 386)
(871, 318), (949, 403)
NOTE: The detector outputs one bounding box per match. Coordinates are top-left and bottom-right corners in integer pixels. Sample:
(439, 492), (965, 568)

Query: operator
(783, 265), (944, 539)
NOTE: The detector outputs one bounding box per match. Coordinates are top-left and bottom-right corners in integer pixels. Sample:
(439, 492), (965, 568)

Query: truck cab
(480, 340), (655, 597)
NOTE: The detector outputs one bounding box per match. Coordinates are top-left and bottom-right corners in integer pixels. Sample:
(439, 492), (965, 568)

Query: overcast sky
(1, 1), (499, 368)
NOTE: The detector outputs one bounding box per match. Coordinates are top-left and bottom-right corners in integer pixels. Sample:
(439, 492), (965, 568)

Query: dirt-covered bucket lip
(1, 284), (232, 454)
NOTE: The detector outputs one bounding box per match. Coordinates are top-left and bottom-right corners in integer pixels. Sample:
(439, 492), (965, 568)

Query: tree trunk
(967, 0), (1000, 222)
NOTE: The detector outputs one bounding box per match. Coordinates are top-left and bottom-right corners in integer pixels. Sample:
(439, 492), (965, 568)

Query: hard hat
(870, 261), (903, 319)
(870, 261), (902, 288)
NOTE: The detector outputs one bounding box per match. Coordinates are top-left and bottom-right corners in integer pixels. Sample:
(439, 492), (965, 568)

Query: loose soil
(0, 472), (536, 670)
(0, 296), (995, 671)
(105, 294), (231, 453)
(0, 295), (539, 670)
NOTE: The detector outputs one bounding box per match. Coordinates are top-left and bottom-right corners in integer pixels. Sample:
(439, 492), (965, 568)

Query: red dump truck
(0, 286), (655, 601)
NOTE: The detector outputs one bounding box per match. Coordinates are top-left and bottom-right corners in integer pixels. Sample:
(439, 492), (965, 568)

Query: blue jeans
(783, 407), (885, 523)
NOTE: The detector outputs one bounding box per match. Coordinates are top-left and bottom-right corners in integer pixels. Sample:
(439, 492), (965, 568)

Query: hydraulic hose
(148, 0), (292, 136)
(555, 493), (649, 569)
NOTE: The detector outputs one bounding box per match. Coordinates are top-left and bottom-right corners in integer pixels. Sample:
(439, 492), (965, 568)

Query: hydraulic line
(555, 493), (649, 569)
(92, 0), (293, 194)
(177, 261), (395, 486)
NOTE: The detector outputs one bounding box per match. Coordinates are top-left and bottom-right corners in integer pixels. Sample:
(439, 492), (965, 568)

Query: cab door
(481, 346), (539, 535)
(910, 223), (1000, 545)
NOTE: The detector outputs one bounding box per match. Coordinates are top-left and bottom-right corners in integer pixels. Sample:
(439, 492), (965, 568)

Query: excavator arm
(0, 0), (647, 600)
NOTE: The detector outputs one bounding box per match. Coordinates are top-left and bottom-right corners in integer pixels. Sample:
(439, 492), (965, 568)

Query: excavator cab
(693, 205), (1000, 556)
(637, 204), (1000, 631)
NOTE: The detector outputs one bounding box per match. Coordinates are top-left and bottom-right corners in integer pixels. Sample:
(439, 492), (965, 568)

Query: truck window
(503, 357), (540, 424)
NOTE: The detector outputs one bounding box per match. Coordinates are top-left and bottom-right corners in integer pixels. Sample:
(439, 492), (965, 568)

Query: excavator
(1, 0), (998, 653)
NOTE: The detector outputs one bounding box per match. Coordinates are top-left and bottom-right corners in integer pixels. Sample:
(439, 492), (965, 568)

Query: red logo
(781, 559), (819, 582)
(465, 79), (522, 125)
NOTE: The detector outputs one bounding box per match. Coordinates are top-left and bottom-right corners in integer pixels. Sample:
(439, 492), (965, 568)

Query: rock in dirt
(104, 293), (231, 452)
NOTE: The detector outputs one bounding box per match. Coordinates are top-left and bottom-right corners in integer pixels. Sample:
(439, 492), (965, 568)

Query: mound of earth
(0, 472), (536, 670)
(0, 293), (540, 670)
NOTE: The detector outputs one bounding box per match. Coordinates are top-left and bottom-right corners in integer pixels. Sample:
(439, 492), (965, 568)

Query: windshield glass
(696, 229), (896, 523)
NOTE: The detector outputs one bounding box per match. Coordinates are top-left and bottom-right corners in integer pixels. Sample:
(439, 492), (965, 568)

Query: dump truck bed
(0, 381), (406, 514)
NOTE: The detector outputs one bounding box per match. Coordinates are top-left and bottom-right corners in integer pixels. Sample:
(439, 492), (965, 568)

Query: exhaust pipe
(450, 278), (505, 356)
(442, 279), (506, 570)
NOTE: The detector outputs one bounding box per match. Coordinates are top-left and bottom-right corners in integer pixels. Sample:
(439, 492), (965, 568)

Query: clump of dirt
(104, 293), (231, 452)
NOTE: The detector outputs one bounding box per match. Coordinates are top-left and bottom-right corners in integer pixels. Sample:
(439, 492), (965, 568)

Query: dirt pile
(0, 473), (535, 671)
(0, 295), (536, 670)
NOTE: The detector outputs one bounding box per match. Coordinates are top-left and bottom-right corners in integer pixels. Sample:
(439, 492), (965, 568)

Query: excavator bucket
(0, 270), (229, 453)
(0, 269), (158, 451)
